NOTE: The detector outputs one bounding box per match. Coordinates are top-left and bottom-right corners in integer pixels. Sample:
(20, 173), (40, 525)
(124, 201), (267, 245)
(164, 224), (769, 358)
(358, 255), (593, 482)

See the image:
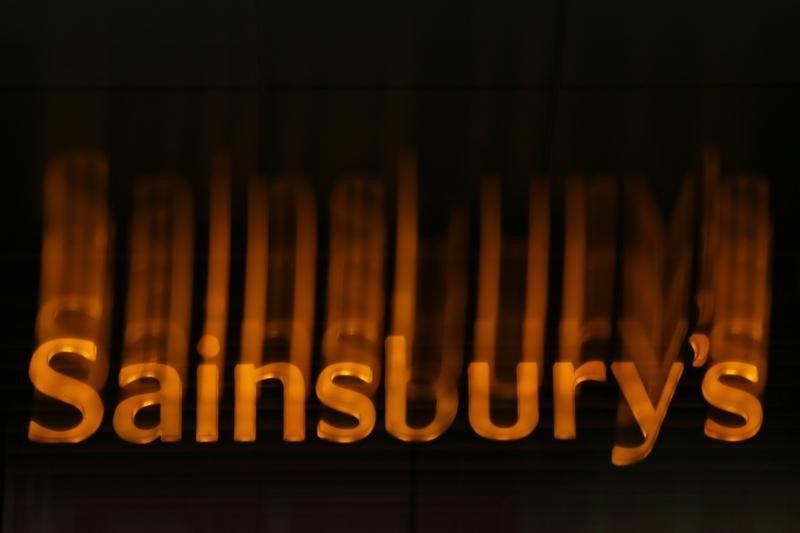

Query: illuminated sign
(29, 150), (771, 466)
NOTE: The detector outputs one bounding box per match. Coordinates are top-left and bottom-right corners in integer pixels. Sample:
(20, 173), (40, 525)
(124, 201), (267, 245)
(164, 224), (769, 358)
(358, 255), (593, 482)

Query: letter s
(28, 338), (104, 443)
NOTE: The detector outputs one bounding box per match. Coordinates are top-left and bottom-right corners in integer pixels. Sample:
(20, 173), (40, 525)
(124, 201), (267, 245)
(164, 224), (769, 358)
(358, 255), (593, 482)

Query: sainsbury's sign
(29, 151), (771, 466)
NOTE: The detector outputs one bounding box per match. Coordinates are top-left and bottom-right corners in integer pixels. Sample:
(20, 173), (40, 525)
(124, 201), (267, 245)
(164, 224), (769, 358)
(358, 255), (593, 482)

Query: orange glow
(612, 361), (683, 466)
(234, 363), (306, 442)
(322, 179), (385, 398)
(26, 151), (774, 465)
(198, 156), (231, 366)
(122, 179), (194, 378)
(384, 155), (467, 441)
(117, 179), (193, 442)
(391, 155), (419, 353)
(196, 155), (231, 442)
(553, 361), (607, 440)
(701, 362), (762, 441)
(474, 178), (549, 401)
(113, 363), (183, 443)
(241, 179), (268, 368)
(694, 159), (771, 441)
(554, 176), (616, 440)
(316, 363), (376, 443)
(238, 177), (316, 441)
(30, 153), (113, 442)
(385, 335), (458, 442)
(613, 178), (693, 465)
(241, 178), (317, 386)
(559, 177), (616, 366)
(468, 362), (539, 440)
(196, 362), (220, 443)
(28, 338), (104, 443)
(37, 153), (113, 371)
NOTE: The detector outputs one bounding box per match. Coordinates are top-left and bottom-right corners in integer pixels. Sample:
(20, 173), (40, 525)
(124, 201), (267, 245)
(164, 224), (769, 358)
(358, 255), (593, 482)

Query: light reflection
(28, 150), (773, 462)
(36, 153), (113, 390)
(241, 177), (316, 382)
(612, 178), (693, 465)
(196, 155), (232, 442)
(114, 178), (193, 443)
(321, 178), (386, 392)
(385, 154), (468, 442)
(235, 176), (317, 440)
(694, 153), (770, 441)
(554, 176), (616, 439)
(29, 153), (113, 442)
(469, 177), (548, 439)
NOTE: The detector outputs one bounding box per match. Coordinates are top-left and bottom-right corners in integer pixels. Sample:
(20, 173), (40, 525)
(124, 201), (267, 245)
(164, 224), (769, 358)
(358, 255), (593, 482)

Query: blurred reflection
(113, 179), (193, 443)
(196, 155), (232, 442)
(694, 154), (770, 441)
(28, 143), (774, 457)
(234, 176), (316, 441)
(313, 177), (385, 442)
(322, 179), (386, 392)
(559, 177), (617, 364)
(385, 154), (468, 442)
(470, 177), (549, 439)
(553, 177), (616, 439)
(29, 152), (113, 442)
(241, 177), (316, 382)
(612, 178), (693, 465)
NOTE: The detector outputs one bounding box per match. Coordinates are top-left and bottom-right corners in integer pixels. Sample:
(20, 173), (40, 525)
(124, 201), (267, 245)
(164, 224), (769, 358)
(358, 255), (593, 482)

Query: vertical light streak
(554, 177), (615, 439)
(241, 178), (316, 382)
(29, 153), (112, 442)
(473, 178), (549, 397)
(322, 178), (385, 392)
(612, 178), (693, 465)
(235, 176), (316, 440)
(385, 154), (467, 442)
(196, 155), (232, 442)
(469, 177), (548, 439)
(114, 179), (193, 443)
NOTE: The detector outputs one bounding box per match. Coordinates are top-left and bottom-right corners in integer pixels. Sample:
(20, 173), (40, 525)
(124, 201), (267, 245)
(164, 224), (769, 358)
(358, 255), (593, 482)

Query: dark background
(2, 1), (799, 531)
